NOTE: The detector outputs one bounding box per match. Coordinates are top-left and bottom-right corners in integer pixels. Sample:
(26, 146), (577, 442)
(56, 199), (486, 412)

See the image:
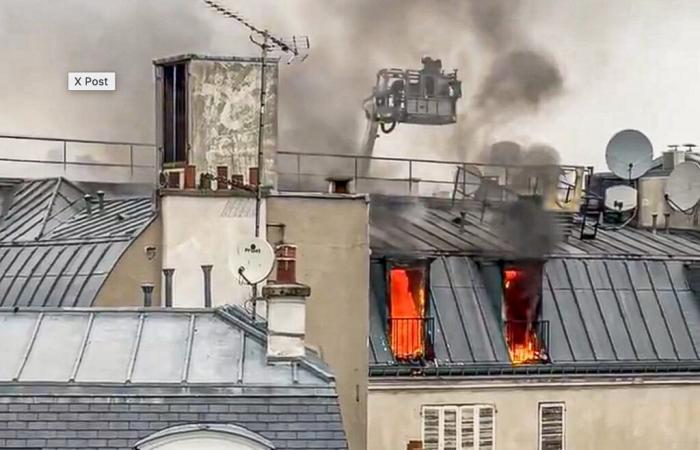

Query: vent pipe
(96, 191), (105, 211)
(651, 213), (658, 234)
(201, 264), (213, 307)
(83, 194), (93, 215)
(141, 283), (154, 307)
(664, 212), (671, 233)
(163, 268), (174, 307)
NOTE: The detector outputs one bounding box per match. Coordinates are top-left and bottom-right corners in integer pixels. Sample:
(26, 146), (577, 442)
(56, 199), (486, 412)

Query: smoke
(496, 199), (561, 258)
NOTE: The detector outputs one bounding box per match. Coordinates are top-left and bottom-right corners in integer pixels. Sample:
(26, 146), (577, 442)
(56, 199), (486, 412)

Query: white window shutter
(539, 403), (565, 450)
(477, 406), (495, 450)
(443, 408), (458, 450)
(423, 407), (440, 450)
(459, 406), (475, 450)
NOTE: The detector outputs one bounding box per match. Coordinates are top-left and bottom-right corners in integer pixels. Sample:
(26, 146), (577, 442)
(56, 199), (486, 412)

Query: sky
(1, 0), (700, 171)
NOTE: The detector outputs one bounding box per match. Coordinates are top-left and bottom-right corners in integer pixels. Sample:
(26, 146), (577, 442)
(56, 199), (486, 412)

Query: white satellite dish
(664, 161), (700, 211)
(605, 129), (654, 180)
(604, 185), (638, 212)
(231, 238), (275, 284)
(459, 164), (482, 196)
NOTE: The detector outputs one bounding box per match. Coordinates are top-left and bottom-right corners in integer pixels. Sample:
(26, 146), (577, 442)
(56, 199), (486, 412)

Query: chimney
(652, 213), (658, 234)
(83, 194), (93, 215)
(141, 283), (155, 307)
(163, 268), (174, 307)
(96, 190), (105, 211)
(201, 264), (213, 307)
(663, 146), (686, 171)
(263, 283), (311, 361)
(664, 212), (671, 233)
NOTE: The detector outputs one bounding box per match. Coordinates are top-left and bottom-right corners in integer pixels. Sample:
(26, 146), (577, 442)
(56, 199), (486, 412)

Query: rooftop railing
(0, 134), (158, 184)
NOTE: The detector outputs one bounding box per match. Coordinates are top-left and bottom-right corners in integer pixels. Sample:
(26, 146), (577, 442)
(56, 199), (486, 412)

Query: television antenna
(231, 237), (276, 285)
(605, 129), (654, 180)
(664, 161), (700, 212)
(201, 0), (310, 239)
(604, 185), (638, 212)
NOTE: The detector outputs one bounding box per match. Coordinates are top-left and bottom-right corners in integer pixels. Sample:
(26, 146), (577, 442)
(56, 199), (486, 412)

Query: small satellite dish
(231, 238), (275, 284)
(605, 129), (654, 180)
(458, 164), (482, 196)
(664, 161), (700, 211)
(604, 185), (638, 212)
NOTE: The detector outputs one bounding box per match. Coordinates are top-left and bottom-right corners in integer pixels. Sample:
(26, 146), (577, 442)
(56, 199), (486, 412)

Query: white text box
(68, 72), (116, 91)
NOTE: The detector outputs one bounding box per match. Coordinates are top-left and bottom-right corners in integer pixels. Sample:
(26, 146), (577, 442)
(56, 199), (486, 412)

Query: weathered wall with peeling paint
(188, 59), (278, 187)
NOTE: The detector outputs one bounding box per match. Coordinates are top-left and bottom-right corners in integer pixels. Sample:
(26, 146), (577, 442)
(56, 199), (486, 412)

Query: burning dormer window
(387, 263), (433, 361)
(502, 262), (548, 364)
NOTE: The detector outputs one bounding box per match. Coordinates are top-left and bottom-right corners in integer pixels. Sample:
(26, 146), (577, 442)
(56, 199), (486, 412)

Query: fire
(389, 268), (425, 359)
(506, 326), (542, 364)
(503, 265), (546, 365)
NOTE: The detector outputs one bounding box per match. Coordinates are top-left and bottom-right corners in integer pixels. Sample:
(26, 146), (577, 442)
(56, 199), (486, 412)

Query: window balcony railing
(388, 316), (434, 361)
(504, 320), (549, 364)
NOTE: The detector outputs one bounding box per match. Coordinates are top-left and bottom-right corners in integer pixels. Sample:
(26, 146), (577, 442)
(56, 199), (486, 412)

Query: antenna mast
(200, 0), (310, 237)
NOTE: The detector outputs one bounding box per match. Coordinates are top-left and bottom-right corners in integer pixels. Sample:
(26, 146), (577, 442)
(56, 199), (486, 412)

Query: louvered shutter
(443, 408), (458, 450)
(423, 407), (440, 450)
(477, 406), (495, 450)
(460, 406), (475, 450)
(539, 404), (565, 450)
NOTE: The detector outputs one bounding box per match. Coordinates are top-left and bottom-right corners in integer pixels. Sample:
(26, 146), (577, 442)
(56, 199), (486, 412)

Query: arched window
(135, 424), (275, 450)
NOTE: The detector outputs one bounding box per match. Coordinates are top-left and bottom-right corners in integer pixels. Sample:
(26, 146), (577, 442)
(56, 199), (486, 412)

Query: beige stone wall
(94, 218), (162, 306)
(368, 379), (700, 450)
(266, 195), (370, 450)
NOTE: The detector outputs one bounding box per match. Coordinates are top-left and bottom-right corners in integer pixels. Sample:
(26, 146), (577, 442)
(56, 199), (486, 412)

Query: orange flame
(389, 268), (425, 359)
(507, 328), (542, 364)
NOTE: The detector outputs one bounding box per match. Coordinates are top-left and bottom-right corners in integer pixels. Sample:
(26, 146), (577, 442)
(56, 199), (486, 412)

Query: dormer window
(502, 262), (548, 364)
(387, 262), (433, 361)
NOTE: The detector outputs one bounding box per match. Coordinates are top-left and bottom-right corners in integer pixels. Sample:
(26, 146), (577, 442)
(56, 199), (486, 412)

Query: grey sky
(1, 0), (699, 171)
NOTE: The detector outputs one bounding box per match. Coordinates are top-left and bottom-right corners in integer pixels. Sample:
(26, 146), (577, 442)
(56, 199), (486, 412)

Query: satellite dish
(231, 238), (275, 284)
(605, 129), (654, 180)
(604, 185), (638, 212)
(459, 164), (482, 196)
(664, 161), (700, 211)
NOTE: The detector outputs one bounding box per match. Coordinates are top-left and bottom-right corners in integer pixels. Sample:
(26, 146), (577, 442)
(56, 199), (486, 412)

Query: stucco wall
(94, 218), (162, 307)
(189, 59), (278, 187)
(266, 195), (370, 450)
(161, 193), (264, 307)
(368, 379), (700, 450)
(638, 176), (699, 230)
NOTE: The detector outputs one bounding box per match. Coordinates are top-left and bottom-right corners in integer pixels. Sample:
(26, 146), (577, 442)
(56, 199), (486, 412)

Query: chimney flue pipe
(664, 212), (671, 233)
(96, 190), (105, 211)
(163, 269), (174, 307)
(83, 194), (93, 215)
(201, 265), (213, 308)
(141, 283), (155, 307)
(652, 214), (658, 234)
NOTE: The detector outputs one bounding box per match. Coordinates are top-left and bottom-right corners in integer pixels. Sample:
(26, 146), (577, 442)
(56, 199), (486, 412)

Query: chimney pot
(263, 283), (311, 362)
(83, 194), (93, 215)
(141, 283), (155, 307)
(275, 244), (297, 283)
(184, 166), (196, 189)
(249, 167), (259, 187)
(96, 190), (105, 211)
(163, 268), (175, 307)
(652, 213), (658, 234)
(201, 264), (213, 307)
(664, 212), (671, 233)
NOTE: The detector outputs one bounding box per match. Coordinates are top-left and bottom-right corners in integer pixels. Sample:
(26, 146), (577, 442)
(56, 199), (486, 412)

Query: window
(539, 403), (565, 450)
(388, 263), (432, 360)
(162, 63), (187, 165)
(502, 262), (548, 364)
(422, 405), (495, 450)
